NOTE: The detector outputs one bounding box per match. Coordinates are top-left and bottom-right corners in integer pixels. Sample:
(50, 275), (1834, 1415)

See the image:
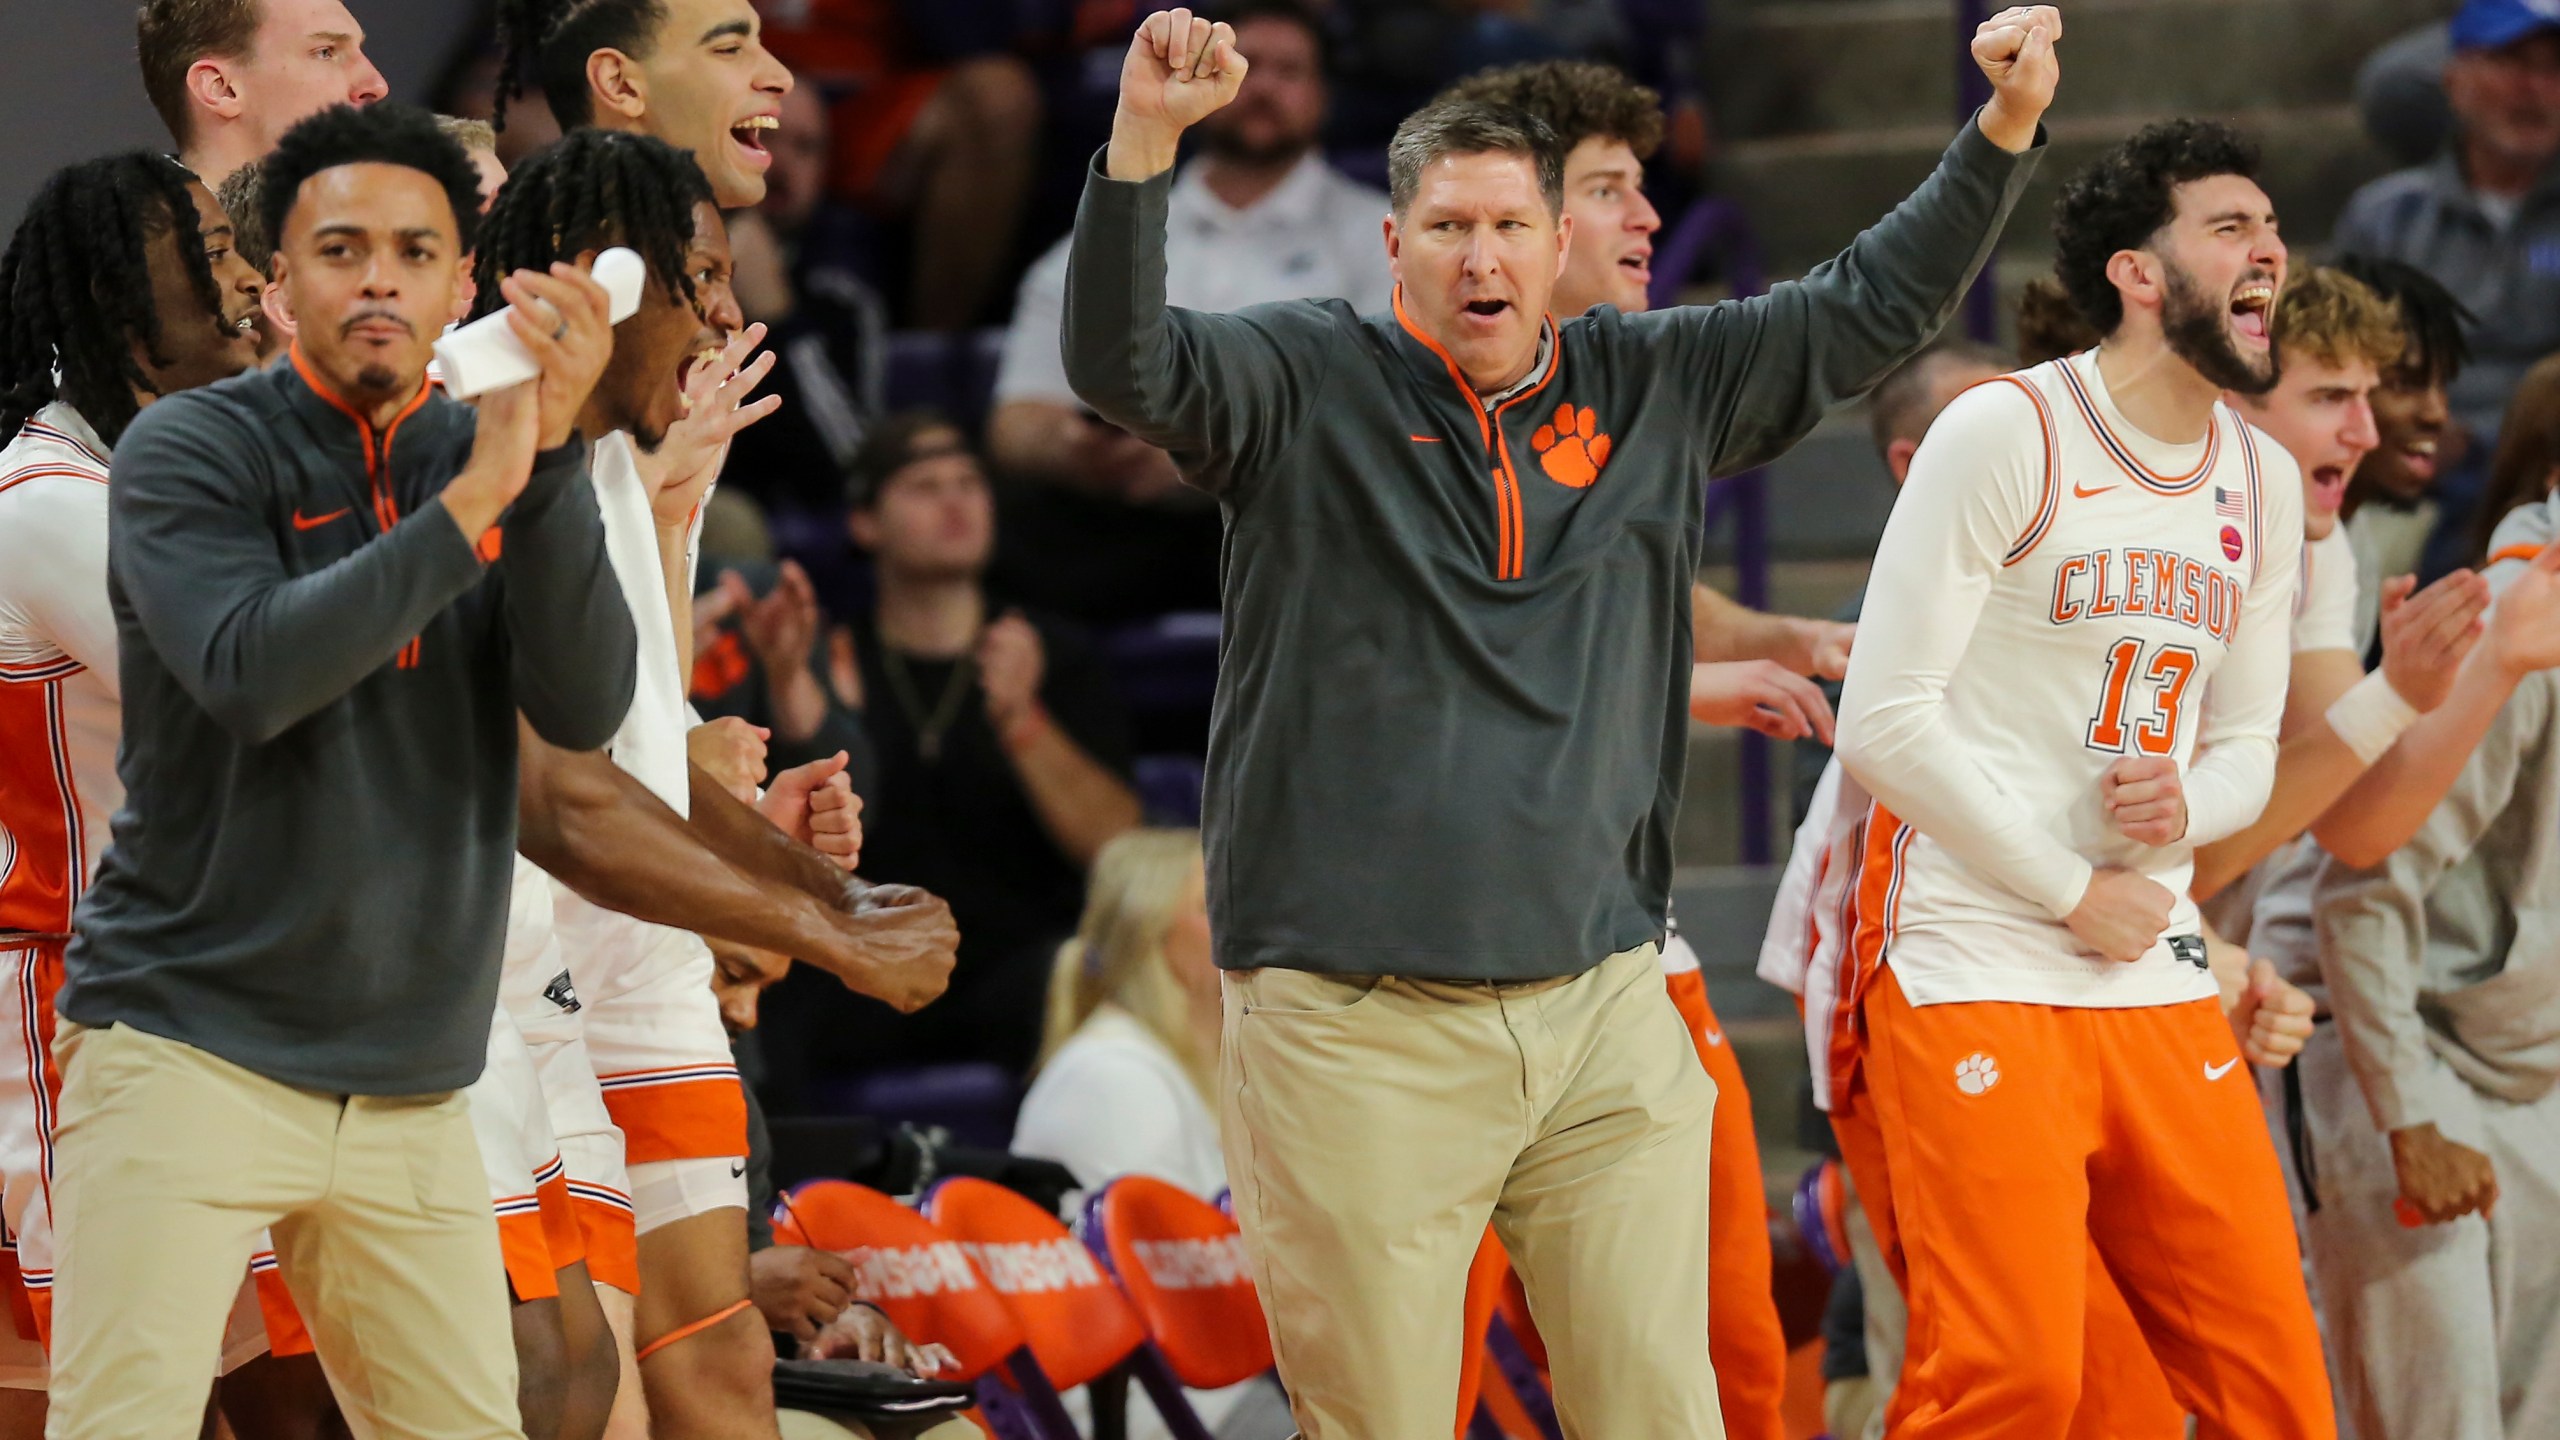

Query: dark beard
(354, 363), (401, 394)
(1199, 117), (1312, 168)
(2160, 262), (2276, 396)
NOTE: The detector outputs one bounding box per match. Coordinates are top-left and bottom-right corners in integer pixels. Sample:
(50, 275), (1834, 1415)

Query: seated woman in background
(1011, 831), (1295, 1440)
(1011, 828), (1223, 1200)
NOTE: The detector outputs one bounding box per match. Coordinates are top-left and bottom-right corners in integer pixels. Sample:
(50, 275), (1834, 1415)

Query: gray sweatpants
(2295, 1026), (2560, 1440)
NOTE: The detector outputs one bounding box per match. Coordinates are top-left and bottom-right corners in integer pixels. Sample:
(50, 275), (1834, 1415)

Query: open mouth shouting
(2229, 278), (2275, 348)
(731, 113), (778, 170)
(2307, 464), (2349, 516)
(1618, 243), (1652, 291)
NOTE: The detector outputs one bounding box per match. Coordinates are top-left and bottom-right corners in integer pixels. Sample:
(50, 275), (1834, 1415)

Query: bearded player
(1833, 120), (2330, 1438)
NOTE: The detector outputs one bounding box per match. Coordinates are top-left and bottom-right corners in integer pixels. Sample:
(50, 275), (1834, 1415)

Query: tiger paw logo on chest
(1532, 404), (1612, 487)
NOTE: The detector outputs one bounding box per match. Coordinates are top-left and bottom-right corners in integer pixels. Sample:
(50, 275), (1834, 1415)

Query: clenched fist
(1109, 10), (1248, 180)
(1972, 5), (2062, 152)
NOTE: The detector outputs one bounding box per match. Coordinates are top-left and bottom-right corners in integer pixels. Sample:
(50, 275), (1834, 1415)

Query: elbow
(203, 686), (299, 748)
(526, 669), (636, 753)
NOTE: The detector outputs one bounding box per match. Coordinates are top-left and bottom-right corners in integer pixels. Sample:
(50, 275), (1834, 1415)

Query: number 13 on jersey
(2086, 637), (2199, 756)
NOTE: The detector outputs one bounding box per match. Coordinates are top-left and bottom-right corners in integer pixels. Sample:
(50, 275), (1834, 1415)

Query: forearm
(519, 728), (852, 959)
(1690, 584), (1798, 665)
(2314, 646), (2522, 867)
(139, 506), (483, 744)
(686, 760), (854, 904)
(2191, 726), (2369, 900)
(765, 661), (832, 747)
(503, 443), (637, 751)
(1702, 116), (2040, 476)
(1001, 711), (1143, 867)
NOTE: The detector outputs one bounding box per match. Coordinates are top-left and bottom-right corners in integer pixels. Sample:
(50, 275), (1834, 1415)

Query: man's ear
(1383, 213), (1402, 284)
(587, 48), (649, 123)
(185, 56), (244, 123)
(846, 509), (879, 551)
(1886, 436), (1921, 485)
(1555, 210), (1575, 276)
(2106, 249), (2161, 319)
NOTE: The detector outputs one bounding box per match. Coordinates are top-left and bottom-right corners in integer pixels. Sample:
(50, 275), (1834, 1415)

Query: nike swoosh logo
(1701, 1028), (1725, 1047)
(729, 1161), (746, 1178)
(292, 507), (350, 531)
(2072, 482), (2117, 499)
(1410, 434), (1442, 444)
(2204, 1058), (2241, 1081)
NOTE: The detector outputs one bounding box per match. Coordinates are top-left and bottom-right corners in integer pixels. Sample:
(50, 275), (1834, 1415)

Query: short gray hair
(1387, 97), (1564, 216)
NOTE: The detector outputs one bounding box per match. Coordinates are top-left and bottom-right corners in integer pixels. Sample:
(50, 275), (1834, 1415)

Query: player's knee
(512, 1298), (573, 1440)
(640, 1303), (774, 1410)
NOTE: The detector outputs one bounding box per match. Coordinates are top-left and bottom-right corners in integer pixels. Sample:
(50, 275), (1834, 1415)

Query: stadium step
(1690, 0), (2438, 277)
(1703, 0), (2437, 142)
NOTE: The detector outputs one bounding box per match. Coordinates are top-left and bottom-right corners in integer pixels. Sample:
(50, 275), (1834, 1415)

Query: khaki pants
(1220, 944), (1722, 1440)
(47, 1022), (522, 1440)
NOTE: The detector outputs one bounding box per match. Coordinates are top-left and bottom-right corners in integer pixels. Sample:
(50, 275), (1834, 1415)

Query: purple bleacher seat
(1132, 755), (1205, 826)
(1099, 610), (1221, 714)
(760, 504), (873, 622)
(814, 1062), (1022, 1152)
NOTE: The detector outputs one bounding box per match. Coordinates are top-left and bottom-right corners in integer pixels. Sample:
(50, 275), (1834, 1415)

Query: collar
(27, 401), (110, 466)
(1169, 152), (1337, 229)
(1389, 285), (1558, 412)
(284, 341), (432, 448)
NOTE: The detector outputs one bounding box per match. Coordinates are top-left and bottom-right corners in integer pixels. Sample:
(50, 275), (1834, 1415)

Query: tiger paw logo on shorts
(1532, 403), (1611, 487)
(1954, 1051), (2000, 1096)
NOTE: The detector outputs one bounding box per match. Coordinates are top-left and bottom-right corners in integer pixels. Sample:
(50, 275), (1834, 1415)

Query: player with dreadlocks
(470, 126), (957, 1440)
(0, 150), (313, 1440)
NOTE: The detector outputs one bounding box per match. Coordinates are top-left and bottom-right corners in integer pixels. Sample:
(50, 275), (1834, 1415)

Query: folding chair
(923, 1176), (1218, 1440)
(1079, 1175), (1274, 1392)
(772, 1179), (1080, 1440)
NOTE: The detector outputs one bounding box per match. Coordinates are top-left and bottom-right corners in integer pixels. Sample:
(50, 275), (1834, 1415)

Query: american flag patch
(2215, 486), (2247, 519)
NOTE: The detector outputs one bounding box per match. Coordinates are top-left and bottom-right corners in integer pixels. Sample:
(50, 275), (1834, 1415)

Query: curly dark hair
(2333, 252), (2472, 387)
(468, 128), (711, 321)
(2014, 274), (2101, 366)
(1437, 60), (1664, 161)
(259, 103), (487, 259)
(493, 0), (667, 131)
(2051, 119), (2261, 336)
(0, 151), (220, 448)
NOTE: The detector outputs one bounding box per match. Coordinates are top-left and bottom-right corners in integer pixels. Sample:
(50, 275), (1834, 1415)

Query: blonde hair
(2272, 266), (2405, 373)
(435, 114), (499, 156)
(1040, 829), (1212, 1099)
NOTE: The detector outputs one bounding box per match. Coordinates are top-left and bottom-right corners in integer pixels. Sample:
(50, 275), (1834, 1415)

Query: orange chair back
(772, 1179), (1025, 1384)
(922, 1177), (1152, 1392)
(1085, 1176), (1274, 1389)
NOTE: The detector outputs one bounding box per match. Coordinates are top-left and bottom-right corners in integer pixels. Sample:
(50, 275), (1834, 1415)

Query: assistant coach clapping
(1063, 9), (2058, 1436)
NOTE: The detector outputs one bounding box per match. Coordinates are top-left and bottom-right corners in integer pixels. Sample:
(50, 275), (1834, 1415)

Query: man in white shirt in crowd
(987, 0), (1389, 621)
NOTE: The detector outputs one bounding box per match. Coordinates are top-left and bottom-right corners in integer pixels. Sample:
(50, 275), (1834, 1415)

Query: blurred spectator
(2333, 253), (2474, 653)
(724, 80), (894, 514)
(2013, 273), (2100, 365)
(2357, 20), (2455, 167)
(692, 559), (881, 789)
(1010, 828), (1293, 1440)
(987, 0), (1388, 623)
(1324, 0), (1632, 147)
(2334, 0), (2560, 570)
(754, 0), (1041, 328)
(759, 415), (1141, 1096)
(1790, 340), (2009, 822)
(2471, 349), (2560, 559)
(1013, 829), (1221, 1198)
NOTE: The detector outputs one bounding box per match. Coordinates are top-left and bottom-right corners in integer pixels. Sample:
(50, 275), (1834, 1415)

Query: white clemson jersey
(1836, 351), (2301, 1011)
(0, 404), (120, 938)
